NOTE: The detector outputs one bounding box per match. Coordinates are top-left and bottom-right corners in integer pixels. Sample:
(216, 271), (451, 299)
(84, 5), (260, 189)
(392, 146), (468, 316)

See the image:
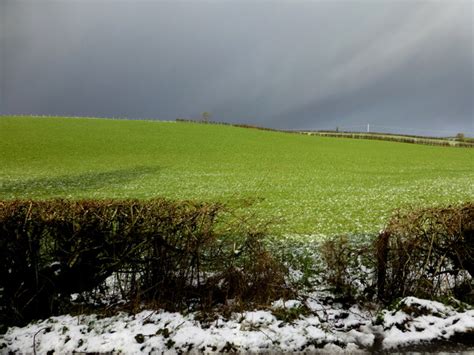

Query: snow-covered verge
(2, 296), (473, 354)
(378, 297), (474, 350)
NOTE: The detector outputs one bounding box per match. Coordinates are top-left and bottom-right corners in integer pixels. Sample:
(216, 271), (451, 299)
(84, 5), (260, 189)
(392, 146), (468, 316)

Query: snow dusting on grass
(2, 297), (473, 353)
(1, 116), (473, 235)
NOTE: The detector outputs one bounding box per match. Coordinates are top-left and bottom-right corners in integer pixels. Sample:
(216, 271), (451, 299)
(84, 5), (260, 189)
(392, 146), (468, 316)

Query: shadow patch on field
(0, 166), (161, 196)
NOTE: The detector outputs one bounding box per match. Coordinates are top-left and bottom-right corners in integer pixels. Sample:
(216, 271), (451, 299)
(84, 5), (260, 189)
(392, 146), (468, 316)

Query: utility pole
(367, 123), (370, 133)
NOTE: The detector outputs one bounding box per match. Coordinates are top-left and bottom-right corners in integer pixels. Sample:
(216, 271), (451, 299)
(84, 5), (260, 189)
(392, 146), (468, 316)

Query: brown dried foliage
(320, 235), (375, 302)
(0, 199), (289, 327)
(376, 203), (474, 303)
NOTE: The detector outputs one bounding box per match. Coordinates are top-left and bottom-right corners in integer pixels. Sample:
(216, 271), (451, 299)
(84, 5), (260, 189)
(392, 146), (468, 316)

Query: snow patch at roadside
(379, 297), (474, 349)
(1, 297), (472, 353)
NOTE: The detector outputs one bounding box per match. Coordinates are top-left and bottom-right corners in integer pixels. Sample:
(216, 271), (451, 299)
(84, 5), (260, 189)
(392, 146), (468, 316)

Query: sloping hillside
(1, 116), (473, 235)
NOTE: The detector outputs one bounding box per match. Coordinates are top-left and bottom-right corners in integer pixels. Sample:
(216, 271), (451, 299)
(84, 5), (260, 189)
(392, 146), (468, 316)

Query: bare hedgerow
(0, 199), (291, 327)
(320, 235), (376, 302)
(376, 202), (474, 304)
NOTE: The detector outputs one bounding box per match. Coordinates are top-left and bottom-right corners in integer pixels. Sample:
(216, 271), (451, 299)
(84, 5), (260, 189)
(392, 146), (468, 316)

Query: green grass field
(1, 116), (473, 235)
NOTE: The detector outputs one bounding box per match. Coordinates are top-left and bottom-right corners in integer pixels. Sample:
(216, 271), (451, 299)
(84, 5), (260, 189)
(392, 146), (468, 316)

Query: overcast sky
(1, 0), (473, 136)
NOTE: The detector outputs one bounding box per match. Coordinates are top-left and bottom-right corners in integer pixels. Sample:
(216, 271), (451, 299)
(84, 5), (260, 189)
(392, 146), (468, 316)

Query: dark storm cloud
(1, 0), (472, 136)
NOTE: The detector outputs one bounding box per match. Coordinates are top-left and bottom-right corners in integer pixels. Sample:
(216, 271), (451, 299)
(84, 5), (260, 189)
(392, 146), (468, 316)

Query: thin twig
(258, 328), (277, 344)
(33, 327), (49, 355)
